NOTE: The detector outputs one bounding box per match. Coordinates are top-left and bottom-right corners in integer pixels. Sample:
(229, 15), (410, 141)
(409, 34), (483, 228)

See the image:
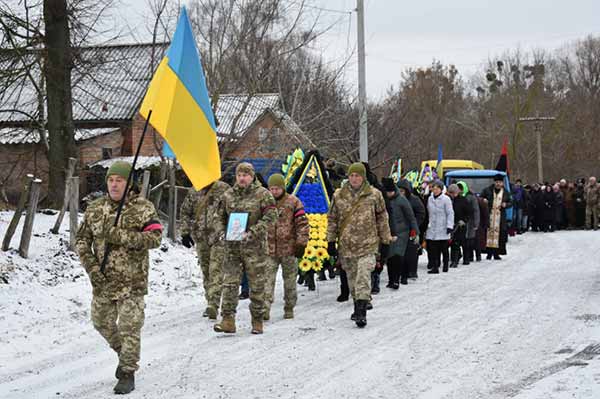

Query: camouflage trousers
(221, 243), (267, 320)
(264, 256), (298, 311)
(585, 206), (599, 229)
(91, 294), (145, 373)
(197, 240), (225, 311)
(341, 254), (376, 301)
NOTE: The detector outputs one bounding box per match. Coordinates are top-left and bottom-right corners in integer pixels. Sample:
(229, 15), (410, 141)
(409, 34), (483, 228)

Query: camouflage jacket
(327, 182), (392, 258)
(76, 194), (162, 299)
(584, 183), (600, 206)
(180, 180), (230, 245)
(217, 181), (277, 250)
(267, 193), (309, 257)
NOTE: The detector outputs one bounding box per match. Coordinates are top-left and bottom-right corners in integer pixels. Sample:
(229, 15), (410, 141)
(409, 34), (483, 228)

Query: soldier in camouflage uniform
(264, 174), (309, 321)
(327, 162), (393, 328)
(180, 179), (230, 319)
(76, 161), (162, 394)
(213, 162), (277, 334)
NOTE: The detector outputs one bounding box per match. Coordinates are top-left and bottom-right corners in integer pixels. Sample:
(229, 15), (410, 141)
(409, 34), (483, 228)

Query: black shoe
(463, 260), (470, 266)
(486, 253), (493, 260)
(449, 262), (458, 268)
(306, 271), (316, 291)
(400, 276), (408, 285)
(317, 270), (327, 281)
(202, 308), (209, 317)
(476, 256), (482, 262)
(385, 282), (393, 288)
(238, 291), (249, 300)
(371, 285), (380, 294)
(114, 372), (135, 395)
(297, 274), (305, 285)
(350, 301), (357, 321)
(337, 293), (349, 302)
(442, 264), (449, 272)
(427, 268), (439, 274)
(408, 272), (418, 279)
(327, 265), (336, 279)
(366, 302), (373, 310)
(391, 282), (400, 289)
(355, 300), (367, 328)
(494, 255), (502, 260)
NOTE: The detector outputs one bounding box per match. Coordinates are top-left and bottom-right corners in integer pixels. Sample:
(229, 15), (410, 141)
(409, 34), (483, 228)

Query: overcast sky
(117, 0), (600, 99)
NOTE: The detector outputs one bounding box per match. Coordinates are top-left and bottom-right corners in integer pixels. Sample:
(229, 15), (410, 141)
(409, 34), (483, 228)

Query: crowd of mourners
(75, 159), (600, 394)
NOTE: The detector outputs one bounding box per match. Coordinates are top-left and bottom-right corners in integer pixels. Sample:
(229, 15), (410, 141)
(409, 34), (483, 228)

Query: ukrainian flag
(139, 7), (221, 190)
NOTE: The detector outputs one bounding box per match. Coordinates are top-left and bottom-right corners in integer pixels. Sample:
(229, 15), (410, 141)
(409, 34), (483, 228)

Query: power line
(303, 4), (353, 15)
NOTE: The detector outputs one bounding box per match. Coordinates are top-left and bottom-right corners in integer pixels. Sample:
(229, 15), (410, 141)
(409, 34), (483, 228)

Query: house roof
(0, 43), (168, 124)
(215, 93), (280, 139)
(0, 127), (119, 145)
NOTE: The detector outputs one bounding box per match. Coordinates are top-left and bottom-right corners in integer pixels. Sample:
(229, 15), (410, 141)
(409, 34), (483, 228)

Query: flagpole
(100, 110), (153, 274)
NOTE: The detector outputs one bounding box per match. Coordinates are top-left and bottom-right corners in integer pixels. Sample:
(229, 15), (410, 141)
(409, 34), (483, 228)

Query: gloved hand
(89, 268), (106, 288)
(375, 261), (384, 273)
(328, 241), (338, 259)
(447, 228), (454, 234)
(295, 245), (306, 259)
(181, 234), (195, 248)
(458, 220), (466, 227)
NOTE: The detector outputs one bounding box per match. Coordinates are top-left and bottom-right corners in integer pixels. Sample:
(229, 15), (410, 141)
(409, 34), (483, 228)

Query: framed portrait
(226, 212), (249, 241)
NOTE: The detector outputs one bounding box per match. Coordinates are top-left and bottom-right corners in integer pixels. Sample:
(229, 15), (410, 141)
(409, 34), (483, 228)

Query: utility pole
(518, 113), (556, 182)
(357, 0), (368, 162)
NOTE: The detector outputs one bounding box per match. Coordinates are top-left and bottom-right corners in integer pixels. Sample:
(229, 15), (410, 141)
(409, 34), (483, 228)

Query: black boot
(350, 300), (358, 321)
(355, 300), (367, 328)
(318, 269), (327, 281)
(442, 263), (449, 272)
(337, 270), (349, 302)
(400, 276), (408, 285)
(371, 272), (380, 294)
(450, 261), (458, 268)
(427, 268), (439, 274)
(114, 372), (135, 394)
(306, 270), (316, 291)
(297, 273), (305, 285)
(238, 290), (249, 300)
(327, 264), (336, 279)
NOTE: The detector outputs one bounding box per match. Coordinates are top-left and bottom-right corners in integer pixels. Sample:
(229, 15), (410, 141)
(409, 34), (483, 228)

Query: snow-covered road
(1, 211), (600, 398)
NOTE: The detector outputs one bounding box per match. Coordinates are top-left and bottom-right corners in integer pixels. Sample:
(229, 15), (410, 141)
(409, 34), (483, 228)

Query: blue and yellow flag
(139, 7), (221, 190)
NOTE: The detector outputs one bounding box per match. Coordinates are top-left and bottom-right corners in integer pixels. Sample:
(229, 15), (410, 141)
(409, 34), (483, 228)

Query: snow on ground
(1, 210), (600, 398)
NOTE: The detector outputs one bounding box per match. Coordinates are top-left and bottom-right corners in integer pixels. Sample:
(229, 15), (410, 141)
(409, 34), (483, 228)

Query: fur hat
(381, 177), (396, 192)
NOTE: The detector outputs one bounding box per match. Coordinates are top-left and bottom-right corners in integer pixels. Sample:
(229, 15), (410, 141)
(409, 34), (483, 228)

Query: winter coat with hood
(398, 179), (426, 227)
(385, 187), (419, 258)
(458, 181), (480, 239)
(425, 191), (454, 241)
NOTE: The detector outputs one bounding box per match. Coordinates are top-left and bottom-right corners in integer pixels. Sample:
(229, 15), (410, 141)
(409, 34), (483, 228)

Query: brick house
(0, 43), (310, 203)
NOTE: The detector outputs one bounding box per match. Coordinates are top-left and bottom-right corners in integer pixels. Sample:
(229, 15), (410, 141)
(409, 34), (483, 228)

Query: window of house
(258, 127), (268, 143)
(102, 147), (113, 160)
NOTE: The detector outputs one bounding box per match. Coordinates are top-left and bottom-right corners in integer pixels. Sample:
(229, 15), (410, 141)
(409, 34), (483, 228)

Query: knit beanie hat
(381, 177), (396, 192)
(347, 162), (366, 179)
(447, 184), (460, 194)
(106, 161), (132, 181)
(236, 162), (255, 177)
(268, 173), (285, 189)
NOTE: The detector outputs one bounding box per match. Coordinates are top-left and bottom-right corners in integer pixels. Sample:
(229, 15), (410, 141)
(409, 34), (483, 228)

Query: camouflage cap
(236, 162), (255, 177)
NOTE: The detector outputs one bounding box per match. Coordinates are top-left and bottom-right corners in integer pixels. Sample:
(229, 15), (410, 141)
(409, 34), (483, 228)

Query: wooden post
(140, 170), (151, 199)
(167, 162), (177, 240)
(51, 157), (77, 234)
(2, 175), (34, 251)
(153, 161), (167, 210)
(19, 178), (42, 258)
(69, 177), (79, 251)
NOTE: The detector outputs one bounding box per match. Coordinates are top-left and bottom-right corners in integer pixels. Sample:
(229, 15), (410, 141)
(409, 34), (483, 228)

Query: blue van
(444, 170), (513, 223)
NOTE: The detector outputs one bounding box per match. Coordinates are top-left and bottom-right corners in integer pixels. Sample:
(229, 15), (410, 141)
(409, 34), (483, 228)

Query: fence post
(153, 161), (167, 210)
(69, 177), (79, 251)
(167, 162), (177, 240)
(18, 178), (42, 258)
(140, 170), (151, 199)
(2, 175), (34, 251)
(51, 157), (78, 234)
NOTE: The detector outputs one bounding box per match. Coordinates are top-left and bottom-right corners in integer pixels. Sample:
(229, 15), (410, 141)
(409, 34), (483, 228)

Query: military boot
(263, 305), (271, 321)
(251, 318), (263, 334)
(350, 300), (358, 321)
(206, 306), (218, 320)
(214, 315), (236, 333)
(306, 271), (316, 291)
(283, 307), (294, 319)
(355, 300), (367, 328)
(113, 372), (135, 395)
(202, 307), (210, 317)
